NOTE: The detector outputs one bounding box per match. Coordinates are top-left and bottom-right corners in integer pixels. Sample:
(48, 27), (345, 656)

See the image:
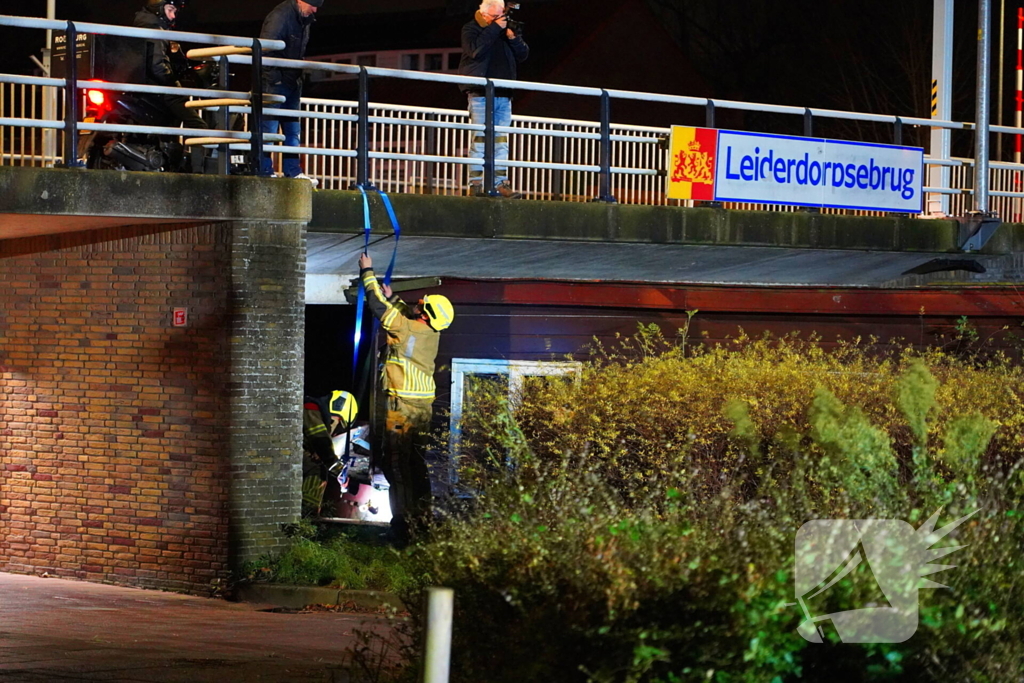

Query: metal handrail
(0, 15), (285, 50)
(6, 12), (1024, 210)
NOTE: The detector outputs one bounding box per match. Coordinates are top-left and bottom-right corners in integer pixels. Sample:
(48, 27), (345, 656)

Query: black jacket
(133, 6), (175, 86)
(458, 13), (529, 97)
(260, 0), (316, 90)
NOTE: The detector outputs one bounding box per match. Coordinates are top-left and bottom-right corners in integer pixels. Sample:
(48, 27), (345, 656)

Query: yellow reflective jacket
(361, 268), (440, 402)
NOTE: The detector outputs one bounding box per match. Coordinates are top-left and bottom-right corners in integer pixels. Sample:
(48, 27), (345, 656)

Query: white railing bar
(370, 116), (476, 131)
(901, 116), (969, 130)
(80, 121), (282, 140)
(603, 89), (708, 107)
(989, 124), (1024, 135)
(924, 158), (964, 167)
(72, 79), (284, 101)
(251, 106), (357, 122)
(301, 97), (467, 118)
(0, 117), (63, 129)
(0, 75), (64, 88)
(924, 187), (967, 194)
(0, 15), (285, 50)
(290, 99), (668, 138)
(237, 144), (357, 157)
(487, 77), (603, 97)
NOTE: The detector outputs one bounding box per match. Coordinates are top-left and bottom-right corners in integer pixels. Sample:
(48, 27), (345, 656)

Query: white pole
(1016, 6), (1022, 164)
(421, 587), (454, 683)
(976, 0), (993, 214)
(928, 0), (954, 216)
(998, 0), (1006, 160)
(42, 0), (57, 165)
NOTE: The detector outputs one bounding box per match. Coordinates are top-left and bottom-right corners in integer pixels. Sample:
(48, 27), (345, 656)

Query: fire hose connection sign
(172, 308), (188, 327)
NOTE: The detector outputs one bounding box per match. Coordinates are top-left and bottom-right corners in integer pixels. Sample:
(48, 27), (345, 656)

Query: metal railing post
(61, 20), (83, 168)
(483, 79), (496, 194)
(893, 116), (903, 146)
(552, 123), (564, 201)
(355, 65), (372, 188)
(217, 53), (230, 175)
(705, 100), (715, 129)
(593, 89), (616, 203)
(803, 107), (813, 138)
(249, 38), (265, 176)
(424, 111), (437, 194)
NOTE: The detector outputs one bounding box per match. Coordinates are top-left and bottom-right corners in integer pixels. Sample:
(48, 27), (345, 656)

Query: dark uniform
(132, 0), (208, 131)
(301, 395), (342, 517)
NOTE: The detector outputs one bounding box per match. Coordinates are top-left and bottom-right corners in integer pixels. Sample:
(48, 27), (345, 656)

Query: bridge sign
(667, 127), (924, 213)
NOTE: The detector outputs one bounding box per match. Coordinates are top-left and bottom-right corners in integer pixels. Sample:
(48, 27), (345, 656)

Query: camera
(502, 2), (524, 34)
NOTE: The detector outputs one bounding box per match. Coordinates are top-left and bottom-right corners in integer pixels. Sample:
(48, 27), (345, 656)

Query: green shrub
(395, 329), (1024, 682)
(241, 526), (417, 593)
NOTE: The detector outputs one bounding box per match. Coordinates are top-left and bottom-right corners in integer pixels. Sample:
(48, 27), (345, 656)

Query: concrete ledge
(235, 583), (405, 611)
(308, 190), (1011, 253)
(0, 166), (312, 240)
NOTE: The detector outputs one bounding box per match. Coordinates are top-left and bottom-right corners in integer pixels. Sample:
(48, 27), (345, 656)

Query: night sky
(0, 0), (1013, 156)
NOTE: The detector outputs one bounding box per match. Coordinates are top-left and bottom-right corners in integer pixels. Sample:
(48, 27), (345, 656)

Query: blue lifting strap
(349, 187), (402, 475)
(352, 188), (402, 379)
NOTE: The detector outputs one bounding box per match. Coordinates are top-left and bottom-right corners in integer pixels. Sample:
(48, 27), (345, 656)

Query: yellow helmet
(328, 390), (358, 425)
(422, 294), (454, 331)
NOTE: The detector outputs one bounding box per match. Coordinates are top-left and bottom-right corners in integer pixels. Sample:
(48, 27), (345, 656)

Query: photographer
(132, 0), (208, 131)
(458, 0), (529, 198)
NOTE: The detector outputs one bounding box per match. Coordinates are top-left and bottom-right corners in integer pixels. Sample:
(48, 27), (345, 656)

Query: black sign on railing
(50, 31), (145, 83)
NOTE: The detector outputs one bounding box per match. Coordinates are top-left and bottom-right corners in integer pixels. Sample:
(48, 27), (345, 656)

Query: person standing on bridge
(458, 0), (529, 199)
(133, 0), (208, 132)
(358, 253), (454, 542)
(259, 0), (322, 185)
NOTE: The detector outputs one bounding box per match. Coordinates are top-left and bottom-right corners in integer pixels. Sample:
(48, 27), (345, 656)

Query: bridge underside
(305, 233), (1024, 305)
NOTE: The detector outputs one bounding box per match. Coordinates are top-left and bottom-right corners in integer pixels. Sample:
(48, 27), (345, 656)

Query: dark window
(402, 54), (420, 70)
(425, 53), (443, 71)
(356, 54), (376, 67)
(447, 52), (461, 70)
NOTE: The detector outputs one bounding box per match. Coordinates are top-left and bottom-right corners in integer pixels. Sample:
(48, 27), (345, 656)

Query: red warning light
(87, 89), (106, 106)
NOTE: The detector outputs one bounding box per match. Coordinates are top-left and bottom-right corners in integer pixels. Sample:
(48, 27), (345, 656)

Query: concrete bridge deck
(4, 165), (1023, 301)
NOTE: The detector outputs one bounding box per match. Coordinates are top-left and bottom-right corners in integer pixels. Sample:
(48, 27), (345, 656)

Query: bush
(241, 524), (417, 593)
(397, 329), (1024, 682)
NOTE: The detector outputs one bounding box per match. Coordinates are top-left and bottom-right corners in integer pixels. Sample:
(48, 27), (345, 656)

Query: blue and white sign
(714, 131), (924, 213)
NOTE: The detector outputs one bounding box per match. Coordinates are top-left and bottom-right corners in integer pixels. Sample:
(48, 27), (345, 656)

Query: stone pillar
(227, 221), (306, 566)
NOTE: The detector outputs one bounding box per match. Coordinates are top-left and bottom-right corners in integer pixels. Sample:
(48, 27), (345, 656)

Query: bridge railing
(4, 12), (1024, 219)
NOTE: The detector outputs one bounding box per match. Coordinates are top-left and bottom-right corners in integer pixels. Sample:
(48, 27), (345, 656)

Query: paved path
(0, 572), (398, 682)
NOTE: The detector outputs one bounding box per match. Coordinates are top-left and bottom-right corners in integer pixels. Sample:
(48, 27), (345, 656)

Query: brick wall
(0, 224), (236, 593)
(226, 222), (305, 565)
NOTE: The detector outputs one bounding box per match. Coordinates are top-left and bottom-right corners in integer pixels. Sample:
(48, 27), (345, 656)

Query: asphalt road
(0, 572), (400, 682)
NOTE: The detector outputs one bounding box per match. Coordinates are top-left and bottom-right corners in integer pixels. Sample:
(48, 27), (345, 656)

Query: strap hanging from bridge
(351, 186), (402, 388)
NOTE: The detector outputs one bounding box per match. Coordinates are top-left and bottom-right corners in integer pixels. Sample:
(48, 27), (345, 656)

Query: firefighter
(358, 253), (454, 541)
(302, 389), (358, 518)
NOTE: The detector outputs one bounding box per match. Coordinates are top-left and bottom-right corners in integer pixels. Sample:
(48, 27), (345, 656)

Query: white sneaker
(293, 173), (319, 188)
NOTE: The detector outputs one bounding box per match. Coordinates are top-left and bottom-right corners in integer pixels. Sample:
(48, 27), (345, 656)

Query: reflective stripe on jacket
(361, 268), (440, 402)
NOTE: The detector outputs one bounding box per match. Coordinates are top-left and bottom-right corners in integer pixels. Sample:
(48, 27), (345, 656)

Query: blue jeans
(261, 83), (302, 177)
(467, 95), (511, 186)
